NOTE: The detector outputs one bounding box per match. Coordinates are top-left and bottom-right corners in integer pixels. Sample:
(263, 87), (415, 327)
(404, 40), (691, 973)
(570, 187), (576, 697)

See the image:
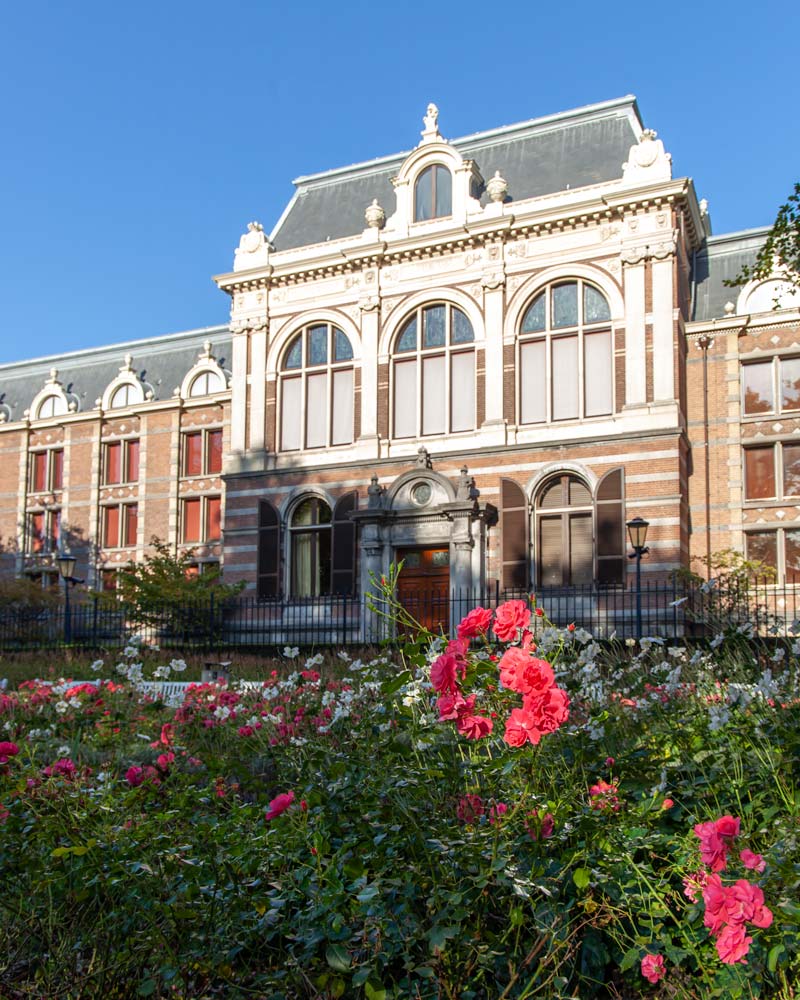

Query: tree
(729, 182), (800, 294)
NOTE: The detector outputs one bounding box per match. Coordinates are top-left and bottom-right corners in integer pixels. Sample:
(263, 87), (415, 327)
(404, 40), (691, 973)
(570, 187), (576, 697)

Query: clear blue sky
(1, 0), (798, 363)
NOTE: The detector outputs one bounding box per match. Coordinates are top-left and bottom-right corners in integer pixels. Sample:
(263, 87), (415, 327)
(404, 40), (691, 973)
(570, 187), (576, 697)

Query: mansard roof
(271, 96), (643, 251)
(691, 228), (768, 322)
(0, 325), (230, 423)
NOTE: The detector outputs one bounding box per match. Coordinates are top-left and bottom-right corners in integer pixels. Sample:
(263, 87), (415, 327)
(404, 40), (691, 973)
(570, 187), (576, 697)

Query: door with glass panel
(395, 547), (450, 633)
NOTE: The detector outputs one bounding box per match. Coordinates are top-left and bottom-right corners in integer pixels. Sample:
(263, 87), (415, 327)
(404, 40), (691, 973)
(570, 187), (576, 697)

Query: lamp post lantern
(626, 517), (650, 640)
(56, 553), (76, 646)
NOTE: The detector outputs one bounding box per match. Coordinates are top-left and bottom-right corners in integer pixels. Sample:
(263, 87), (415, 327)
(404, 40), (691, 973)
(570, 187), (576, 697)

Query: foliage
(0, 575), (61, 609)
(728, 181), (800, 295)
(679, 548), (777, 587)
(0, 608), (799, 998)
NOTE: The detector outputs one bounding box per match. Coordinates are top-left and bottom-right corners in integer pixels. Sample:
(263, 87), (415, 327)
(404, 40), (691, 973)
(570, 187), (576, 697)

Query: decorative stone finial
(699, 198), (709, 216)
(622, 127), (672, 185)
(486, 170), (508, 204)
(365, 199), (386, 229)
(120, 354), (134, 373)
(420, 102), (441, 143)
(47, 367), (59, 384)
(234, 220), (272, 272)
(416, 446), (433, 469)
(200, 340), (214, 360)
(724, 301), (736, 316)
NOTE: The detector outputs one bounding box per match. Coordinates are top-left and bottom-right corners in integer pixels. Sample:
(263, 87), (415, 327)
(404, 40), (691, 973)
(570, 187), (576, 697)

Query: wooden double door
(396, 546), (450, 634)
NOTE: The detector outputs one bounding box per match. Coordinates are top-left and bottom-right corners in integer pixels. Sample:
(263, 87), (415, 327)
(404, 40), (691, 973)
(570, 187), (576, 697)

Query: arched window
(289, 497), (332, 597)
(279, 323), (354, 450)
(535, 474), (593, 587)
(392, 303), (475, 439)
(189, 370), (225, 397)
(518, 280), (613, 424)
(414, 165), (452, 222)
(109, 384), (137, 409)
(36, 394), (67, 419)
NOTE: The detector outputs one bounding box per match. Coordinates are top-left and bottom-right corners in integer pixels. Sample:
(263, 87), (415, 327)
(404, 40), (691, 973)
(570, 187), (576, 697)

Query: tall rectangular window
(331, 369), (354, 446)
(181, 497), (220, 543)
(306, 372), (328, 449)
(281, 379), (302, 452)
(31, 452), (48, 492)
(30, 512), (45, 552)
(126, 440), (140, 482)
(184, 433), (202, 476)
(422, 356), (446, 435)
(744, 447), (776, 500)
(105, 442), (122, 484)
(552, 337), (578, 420)
(104, 440), (139, 484)
(743, 362), (774, 415)
(103, 505), (121, 548)
(520, 341), (546, 424)
(394, 360), (417, 438)
(784, 444), (800, 497)
(207, 430), (223, 474)
(207, 496), (221, 540)
(123, 503), (138, 547)
(182, 429), (223, 475)
(584, 331), (613, 416)
(52, 449), (64, 490)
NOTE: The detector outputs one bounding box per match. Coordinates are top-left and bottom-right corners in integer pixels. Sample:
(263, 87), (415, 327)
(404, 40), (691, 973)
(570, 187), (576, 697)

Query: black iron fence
(0, 577), (798, 651)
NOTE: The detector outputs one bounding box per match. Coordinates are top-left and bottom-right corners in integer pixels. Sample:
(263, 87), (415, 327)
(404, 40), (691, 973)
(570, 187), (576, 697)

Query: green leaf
(768, 944), (785, 973)
(573, 868), (591, 890)
(137, 981), (157, 997)
(365, 983), (387, 1000)
(326, 943), (351, 973)
(428, 925), (458, 952)
(619, 947), (640, 972)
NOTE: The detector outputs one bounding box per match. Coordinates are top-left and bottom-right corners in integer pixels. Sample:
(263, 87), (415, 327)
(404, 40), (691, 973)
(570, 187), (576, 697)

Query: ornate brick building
(1, 96), (798, 613)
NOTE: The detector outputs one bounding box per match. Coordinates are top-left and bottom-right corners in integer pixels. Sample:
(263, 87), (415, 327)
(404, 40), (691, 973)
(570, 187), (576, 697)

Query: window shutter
(332, 491), (358, 595)
(596, 468), (624, 585)
(500, 478), (528, 590)
(257, 501), (280, 598)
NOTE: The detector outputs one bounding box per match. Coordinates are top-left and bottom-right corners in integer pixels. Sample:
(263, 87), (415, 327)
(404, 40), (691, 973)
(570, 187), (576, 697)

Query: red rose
(457, 606), (493, 640)
(265, 790), (295, 822)
(498, 648), (554, 697)
(493, 600), (531, 643)
(430, 652), (460, 694)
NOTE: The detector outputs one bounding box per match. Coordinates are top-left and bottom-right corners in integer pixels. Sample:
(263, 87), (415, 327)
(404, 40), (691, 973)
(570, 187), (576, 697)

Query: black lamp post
(56, 553), (76, 645)
(626, 517), (650, 640)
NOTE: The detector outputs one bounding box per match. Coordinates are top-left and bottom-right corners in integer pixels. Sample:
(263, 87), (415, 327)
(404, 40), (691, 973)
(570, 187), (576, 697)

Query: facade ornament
(420, 102), (441, 144)
(481, 270), (505, 291)
(622, 128), (672, 184)
(199, 340), (215, 360)
(415, 446), (433, 469)
(367, 474), (386, 510)
(364, 199), (386, 230)
(46, 367), (61, 385)
(700, 198), (709, 217)
(724, 301), (736, 316)
(486, 170), (509, 203)
(120, 354), (134, 373)
(233, 221), (273, 273)
(621, 245), (648, 266)
(358, 294), (380, 313)
(456, 466), (478, 502)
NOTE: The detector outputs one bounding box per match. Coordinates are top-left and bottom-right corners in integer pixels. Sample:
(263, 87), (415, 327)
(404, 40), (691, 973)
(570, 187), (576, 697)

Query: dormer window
(414, 165), (452, 221)
(36, 394), (68, 419)
(189, 370), (225, 397)
(110, 384), (136, 409)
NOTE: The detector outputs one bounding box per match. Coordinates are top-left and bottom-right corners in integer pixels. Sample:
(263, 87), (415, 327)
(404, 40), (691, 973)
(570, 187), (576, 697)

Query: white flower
(58, 744), (71, 755)
(771, 647), (786, 663)
(710, 633), (725, 650)
(55, 702), (69, 714)
(282, 646), (299, 659)
(337, 651), (351, 662)
(90, 659), (104, 673)
(170, 658), (187, 673)
(708, 704), (730, 731)
(587, 721), (605, 741)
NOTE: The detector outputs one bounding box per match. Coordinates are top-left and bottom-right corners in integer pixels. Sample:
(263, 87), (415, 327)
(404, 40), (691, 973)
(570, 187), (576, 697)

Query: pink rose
(498, 648), (554, 696)
(694, 820), (729, 872)
(729, 880), (772, 928)
(0, 741), (19, 764)
(489, 802), (508, 824)
(526, 809), (555, 840)
(126, 766), (146, 787)
(503, 707), (541, 747)
(457, 607), (493, 640)
(523, 684), (570, 736)
(702, 873), (731, 933)
(456, 712), (493, 740)
(456, 794), (484, 823)
(640, 953), (665, 984)
(493, 600), (531, 643)
(430, 653), (460, 694)
(715, 922), (752, 964)
(265, 790), (295, 822)
(437, 692), (472, 721)
(715, 815), (741, 839)
(740, 849), (766, 873)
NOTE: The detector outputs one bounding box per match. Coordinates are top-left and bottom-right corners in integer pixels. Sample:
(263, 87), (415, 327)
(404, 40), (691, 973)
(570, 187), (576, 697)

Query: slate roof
(271, 97), (643, 251)
(0, 326), (230, 423)
(691, 228), (768, 322)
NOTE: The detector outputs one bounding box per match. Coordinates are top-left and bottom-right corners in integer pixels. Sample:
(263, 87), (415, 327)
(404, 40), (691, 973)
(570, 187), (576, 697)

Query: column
(482, 277), (505, 427)
(622, 252), (647, 406)
(248, 326), (267, 453)
(359, 298), (380, 446)
(651, 254), (675, 401)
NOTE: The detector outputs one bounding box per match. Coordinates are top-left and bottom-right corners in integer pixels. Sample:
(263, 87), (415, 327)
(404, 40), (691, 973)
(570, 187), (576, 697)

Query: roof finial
(420, 102), (441, 144)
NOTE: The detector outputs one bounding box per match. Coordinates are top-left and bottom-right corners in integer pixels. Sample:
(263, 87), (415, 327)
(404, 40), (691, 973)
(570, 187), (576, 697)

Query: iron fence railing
(0, 577), (797, 651)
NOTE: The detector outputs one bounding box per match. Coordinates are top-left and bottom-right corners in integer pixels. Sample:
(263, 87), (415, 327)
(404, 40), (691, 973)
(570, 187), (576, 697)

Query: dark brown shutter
(500, 478), (528, 590)
(538, 516), (562, 587)
(596, 468), (624, 585)
(257, 500), (280, 598)
(331, 491), (358, 595)
(569, 513), (593, 585)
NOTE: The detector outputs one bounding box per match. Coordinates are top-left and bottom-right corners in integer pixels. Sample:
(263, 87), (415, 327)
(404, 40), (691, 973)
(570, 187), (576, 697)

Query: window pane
(280, 377), (302, 451)
(183, 499), (200, 543)
(743, 362), (773, 414)
(744, 447), (775, 500)
(583, 284), (611, 323)
(552, 336), (579, 420)
(52, 450), (64, 490)
(207, 430), (222, 474)
(450, 351), (475, 432)
(332, 369), (354, 445)
(305, 371), (328, 448)
(31, 512), (44, 552)
(781, 357), (800, 410)
(422, 355), (446, 435)
(521, 293), (546, 333)
(38, 396), (55, 419)
(104, 506), (120, 548)
(451, 307), (474, 344)
(189, 372), (209, 397)
(539, 516), (563, 587)
(423, 305), (446, 348)
(552, 282), (578, 329)
(32, 452), (47, 491)
(396, 316), (417, 353)
(124, 504), (138, 547)
(394, 359), (417, 438)
(308, 325), (328, 366)
(746, 531), (777, 571)
(584, 331), (613, 416)
(786, 530), (800, 584)
(126, 439), (140, 482)
(110, 385), (130, 409)
(105, 442), (121, 484)
(291, 532), (313, 595)
(434, 165), (452, 218)
(184, 433), (202, 476)
(284, 335), (302, 370)
(414, 167), (432, 222)
(520, 340), (546, 423)
(292, 499), (315, 527)
(207, 497), (221, 540)
(784, 444), (800, 497)
(334, 328), (353, 362)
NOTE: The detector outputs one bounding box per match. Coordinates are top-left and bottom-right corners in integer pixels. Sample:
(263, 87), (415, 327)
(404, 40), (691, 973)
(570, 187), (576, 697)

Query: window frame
(101, 502), (139, 550)
(181, 495), (222, 544)
(28, 508), (60, 554)
(277, 324), (355, 453)
(182, 428), (223, 477)
(413, 164), (453, 222)
(744, 527), (800, 585)
(29, 448), (64, 493)
(743, 441), (800, 502)
(390, 302), (476, 440)
(741, 355), (800, 418)
(533, 473), (595, 588)
(287, 496), (333, 598)
(103, 438), (140, 485)
(517, 280), (614, 426)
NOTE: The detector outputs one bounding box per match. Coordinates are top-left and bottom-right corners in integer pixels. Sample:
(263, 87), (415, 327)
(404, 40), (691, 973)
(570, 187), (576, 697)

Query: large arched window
(189, 370), (225, 397)
(279, 323), (354, 451)
(109, 383), (138, 409)
(518, 280), (613, 424)
(414, 165), (452, 222)
(289, 497), (332, 597)
(535, 474), (594, 587)
(36, 394), (68, 419)
(392, 303), (475, 439)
